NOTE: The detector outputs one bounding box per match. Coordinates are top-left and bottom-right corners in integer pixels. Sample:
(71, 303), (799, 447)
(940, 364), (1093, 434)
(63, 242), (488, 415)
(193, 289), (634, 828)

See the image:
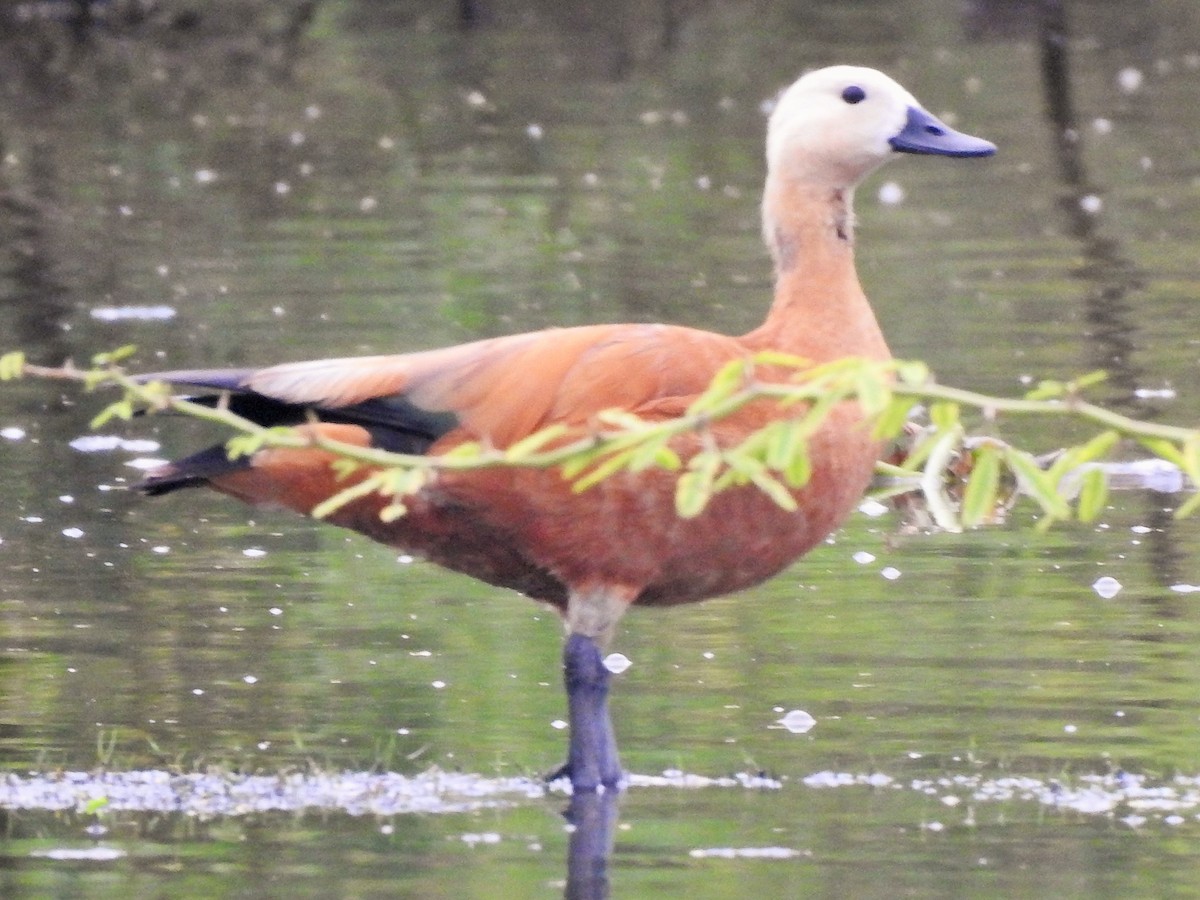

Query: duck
(134, 65), (995, 792)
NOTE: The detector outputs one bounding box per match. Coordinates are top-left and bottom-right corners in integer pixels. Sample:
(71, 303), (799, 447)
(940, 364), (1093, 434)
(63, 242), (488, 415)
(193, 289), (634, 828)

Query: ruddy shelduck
(137, 66), (995, 791)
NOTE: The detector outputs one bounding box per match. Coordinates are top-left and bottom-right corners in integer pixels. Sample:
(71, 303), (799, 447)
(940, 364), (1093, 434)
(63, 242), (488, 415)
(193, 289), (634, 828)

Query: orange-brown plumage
(136, 66), (994, 791)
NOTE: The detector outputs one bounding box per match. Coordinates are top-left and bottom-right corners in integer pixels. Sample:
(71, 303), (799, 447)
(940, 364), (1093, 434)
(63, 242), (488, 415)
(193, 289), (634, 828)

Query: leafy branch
(2, 346), (1197, 531)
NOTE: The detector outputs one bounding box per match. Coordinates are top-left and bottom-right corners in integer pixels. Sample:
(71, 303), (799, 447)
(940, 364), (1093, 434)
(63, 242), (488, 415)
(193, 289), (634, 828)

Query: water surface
(3, 1), (1200, 896)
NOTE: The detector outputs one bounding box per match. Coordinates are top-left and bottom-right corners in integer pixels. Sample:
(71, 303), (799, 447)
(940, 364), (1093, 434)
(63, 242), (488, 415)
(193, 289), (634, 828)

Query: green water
(3, 0), (1200, 896)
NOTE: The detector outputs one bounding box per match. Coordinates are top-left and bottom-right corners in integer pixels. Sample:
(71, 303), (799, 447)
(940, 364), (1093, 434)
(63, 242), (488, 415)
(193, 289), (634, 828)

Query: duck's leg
(550, 588), (629, 792)
(561, 632), (621, 791)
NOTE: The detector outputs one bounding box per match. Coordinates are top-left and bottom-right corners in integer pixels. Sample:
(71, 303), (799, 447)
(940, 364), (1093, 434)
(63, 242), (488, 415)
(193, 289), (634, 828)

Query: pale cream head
(765, 65), (920, 190)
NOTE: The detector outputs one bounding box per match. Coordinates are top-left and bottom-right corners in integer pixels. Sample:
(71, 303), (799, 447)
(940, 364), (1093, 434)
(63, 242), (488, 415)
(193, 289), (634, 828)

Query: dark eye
(842, 85), (866, 104)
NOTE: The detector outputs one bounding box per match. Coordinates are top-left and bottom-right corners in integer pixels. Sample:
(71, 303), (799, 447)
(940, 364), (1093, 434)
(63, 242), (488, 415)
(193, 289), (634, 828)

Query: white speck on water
(1117, 67), (1144, 93)
(274, 181), (291, 195)
(526, 123), (544, 140)
(941, 795), (961, 807)
(878, 181), (905, 205)
(396, 728), (410, 735)
(460, 832), (501, 846)
(257, 741), (271, 750)
(305, 105), (321, 120)
(702, 651), (715, 660)
(1170, 584), (1200, 593)
(1134, 386), (1176, 400)
(1064, 724), (1078, 734)
(126, 457), (169, 471)
(268, 607), (283, 616)
(1093, 576), (1122, 599)
(431, 680), (447, 689)
(31, 847), (126, 861)
(1, 426), (26, 441)
(1115, 710), (1126, 718)
(242, 675), (258, 685)
(58, 495), (74, 504)
(192, 689), (204, 696)
(1131, 525), (1152, 534)
(151, 546), (170, 554)
(924, 821), (945, 832)
(1092, 118), (1113, 134)
(689, 847), (802, 859)
(194, 168), (217, 184)
(119, 205), (133, 216)
(777, 709), (816, 734)
(1079, 194), (1103, 214)
(242, 548), (267, 558)
(380, 823), (394, 835)
(858, 498), (889, 517)
(550, 719), (568, 731)
(91, 305), (176, 321)
(853, 551), (875, 564)
(378, 136), (396, 149)
(881, 566), (901, 581)
(409, 650), (432, 657)
(359, 196), (378, 212)
(61, 528), (84, 539)
(289, 130), (305, 146)
(71, 435), (161, 453)
(23, 516), (43, 524)
(603, 653), (632, 674)
(397, 554), (415, 565)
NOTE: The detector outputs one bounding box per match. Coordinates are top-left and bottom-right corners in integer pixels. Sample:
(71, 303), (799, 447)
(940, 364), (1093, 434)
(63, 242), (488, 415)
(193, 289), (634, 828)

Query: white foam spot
(603, 653), (632, 674)
(878, 181), (905, 205)
(777, 709), (816, 734)
(90, 305), (176, 321)
(1093, 576), (1122, 599)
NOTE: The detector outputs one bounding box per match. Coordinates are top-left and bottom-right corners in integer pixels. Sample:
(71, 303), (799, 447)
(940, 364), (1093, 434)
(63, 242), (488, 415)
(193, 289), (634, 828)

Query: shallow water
(4, 0), (1200, 897)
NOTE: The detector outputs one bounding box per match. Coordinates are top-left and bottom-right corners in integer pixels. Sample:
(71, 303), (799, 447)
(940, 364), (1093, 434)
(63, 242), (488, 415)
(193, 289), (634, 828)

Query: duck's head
(766, 65), (995, 190)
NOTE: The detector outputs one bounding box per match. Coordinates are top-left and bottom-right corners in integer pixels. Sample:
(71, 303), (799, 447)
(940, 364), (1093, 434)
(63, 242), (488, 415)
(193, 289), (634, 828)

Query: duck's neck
(742, 179), (890, 364)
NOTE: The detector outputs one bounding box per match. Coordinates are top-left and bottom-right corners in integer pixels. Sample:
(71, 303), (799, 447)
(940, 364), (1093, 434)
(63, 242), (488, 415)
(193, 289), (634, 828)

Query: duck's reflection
(563, 790), (619, 900)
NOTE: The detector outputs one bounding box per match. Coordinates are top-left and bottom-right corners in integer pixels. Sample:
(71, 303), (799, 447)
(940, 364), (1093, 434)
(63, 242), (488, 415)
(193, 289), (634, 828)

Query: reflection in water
(1036, 0), (1148, 416)
(564, 791), (619, 900)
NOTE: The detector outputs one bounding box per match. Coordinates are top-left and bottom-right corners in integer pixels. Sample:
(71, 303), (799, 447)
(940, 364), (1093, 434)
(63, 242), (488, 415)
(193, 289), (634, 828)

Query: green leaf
(1136, 436), (1186, 469)
(675, 452), (720, 518)
(1024, 379), (1065, 401)
(750, 350), (809, 370)
(83, 797), (109, 815)
(1004, 446), (1071, 519)
(746, 468), (798, 512)
(764, 421), (811, 487)
(687, 359), (748, 414)
(871, 396), (918, 441)
(504, 424), (569, 461)
(1182, 436), (1200, 488)
(570, 447), (637, 493)
(1047, 430), (1120, 484)
(1173, 489), (1200, 519)
(312, 472), (388, 519)
(854, 366), (892, 417)
(92, 345), (138, 367)
(0, 351), (26, 380)
(895, 359), (930, 386)
(960, 443), (1001, 528)
(88, 399), (134, 429)
(1075, 467), (1109, 522)
(1068, 370), (1108, 392)
(929, 401), (960, 432)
